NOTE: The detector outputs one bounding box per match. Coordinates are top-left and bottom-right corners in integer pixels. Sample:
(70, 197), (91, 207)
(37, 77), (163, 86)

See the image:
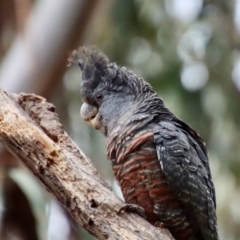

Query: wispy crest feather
(68, 46), (109, 71)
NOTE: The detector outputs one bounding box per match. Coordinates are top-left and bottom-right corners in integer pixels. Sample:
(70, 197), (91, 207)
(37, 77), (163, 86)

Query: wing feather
(153, 121), (218, 240)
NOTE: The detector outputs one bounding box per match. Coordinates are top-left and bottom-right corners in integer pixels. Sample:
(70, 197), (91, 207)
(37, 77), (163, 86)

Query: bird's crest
(68, 46), (109, 74)
(68, 46), (113, 92)
(68, 46), (152, 97)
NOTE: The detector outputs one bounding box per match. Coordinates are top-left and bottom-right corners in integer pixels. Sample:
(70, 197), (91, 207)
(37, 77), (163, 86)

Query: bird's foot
(154, 221), (165, 229)
(118, 203), (147, 219)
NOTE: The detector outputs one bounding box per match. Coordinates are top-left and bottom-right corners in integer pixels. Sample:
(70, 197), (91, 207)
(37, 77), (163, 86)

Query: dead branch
(0, 89), (173, 240)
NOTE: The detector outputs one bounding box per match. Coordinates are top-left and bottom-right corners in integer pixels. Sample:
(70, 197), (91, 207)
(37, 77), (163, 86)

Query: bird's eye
(96, 94), (103, 100)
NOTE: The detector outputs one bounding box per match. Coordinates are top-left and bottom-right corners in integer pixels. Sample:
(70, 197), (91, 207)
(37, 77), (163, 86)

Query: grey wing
(153, 121), (219, 240)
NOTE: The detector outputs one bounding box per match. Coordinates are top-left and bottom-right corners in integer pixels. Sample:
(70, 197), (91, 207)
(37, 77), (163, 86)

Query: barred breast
(106, 122), (199, 240)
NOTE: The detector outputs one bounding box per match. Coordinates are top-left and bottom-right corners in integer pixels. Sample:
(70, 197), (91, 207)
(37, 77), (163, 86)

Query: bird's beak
(80, 102), (101, 130)
(80, 102), (97, 121)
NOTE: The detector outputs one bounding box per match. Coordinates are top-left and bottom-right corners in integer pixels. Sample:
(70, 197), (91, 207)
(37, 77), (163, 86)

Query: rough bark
(0, 89), (173, 240)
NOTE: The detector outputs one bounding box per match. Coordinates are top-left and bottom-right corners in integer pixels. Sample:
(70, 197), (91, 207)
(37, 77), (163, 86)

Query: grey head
(68, 46), (146, 136)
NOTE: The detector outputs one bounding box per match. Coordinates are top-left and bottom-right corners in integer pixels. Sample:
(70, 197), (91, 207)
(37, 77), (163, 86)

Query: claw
(118, 203), (147, 219)
(155, 221), (165, 229)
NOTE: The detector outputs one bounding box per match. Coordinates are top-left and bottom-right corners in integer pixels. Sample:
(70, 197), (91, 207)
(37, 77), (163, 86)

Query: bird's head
(68, 46), (141, 136)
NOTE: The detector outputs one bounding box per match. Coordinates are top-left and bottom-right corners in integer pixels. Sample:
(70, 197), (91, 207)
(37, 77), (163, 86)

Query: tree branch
(0, 89), (173, 240)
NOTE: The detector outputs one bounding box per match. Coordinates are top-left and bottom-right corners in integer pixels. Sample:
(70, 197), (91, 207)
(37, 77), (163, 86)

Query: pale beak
(80, 102), (98, 121)
(80, 102), (106, 134)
